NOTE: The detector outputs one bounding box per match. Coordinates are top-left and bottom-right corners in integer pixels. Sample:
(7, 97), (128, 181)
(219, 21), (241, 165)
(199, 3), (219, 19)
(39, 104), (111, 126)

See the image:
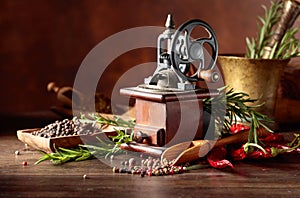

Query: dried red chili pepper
(229, 133), (300, 160)
(247, 147), (273, 159)
(230, 145), (274, 160)
(207, 146), (234, 169)
(229, 146), (247, 161)
(230, 124), (250, 134)
(270, 136), (300, 157)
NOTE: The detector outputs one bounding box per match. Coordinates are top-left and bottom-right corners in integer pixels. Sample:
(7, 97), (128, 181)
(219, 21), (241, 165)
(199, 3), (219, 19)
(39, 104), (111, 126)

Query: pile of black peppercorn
(32, 118), (100, 138)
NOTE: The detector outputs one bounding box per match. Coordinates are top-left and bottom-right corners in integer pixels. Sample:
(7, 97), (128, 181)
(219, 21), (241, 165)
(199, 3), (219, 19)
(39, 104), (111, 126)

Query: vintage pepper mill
(121, 14), (220, 146)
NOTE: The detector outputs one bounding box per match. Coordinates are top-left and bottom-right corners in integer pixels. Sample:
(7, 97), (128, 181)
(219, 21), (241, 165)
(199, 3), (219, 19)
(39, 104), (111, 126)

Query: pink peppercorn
(22, 161), (28, 166)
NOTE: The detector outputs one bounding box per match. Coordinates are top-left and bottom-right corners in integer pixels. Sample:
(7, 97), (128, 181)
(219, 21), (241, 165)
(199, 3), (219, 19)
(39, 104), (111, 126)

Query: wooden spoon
(161, 127), (269, 165)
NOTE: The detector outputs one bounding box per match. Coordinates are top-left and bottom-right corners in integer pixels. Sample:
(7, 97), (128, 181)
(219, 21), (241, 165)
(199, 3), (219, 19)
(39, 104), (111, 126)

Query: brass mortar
(218, 55), (290, 121)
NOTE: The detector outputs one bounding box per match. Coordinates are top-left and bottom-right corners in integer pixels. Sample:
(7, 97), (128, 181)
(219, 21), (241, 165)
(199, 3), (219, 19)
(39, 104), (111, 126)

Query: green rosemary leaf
(80, 144), (111, 152)
(58, 147), (82, 155)
(74, 152), (93, 161)
(50, 159), (64, 165)
(258, 16), (265, 25)
(269, 42), (278, 59)
(35, 151), (52, 165)
(80, 113), (135, 129)
(257, 121), (274, 133)
(253, 127), (258, 145)
(54, 144), (67, 158)
(258, 25), (266, 50)
(246, 37), (252, 56)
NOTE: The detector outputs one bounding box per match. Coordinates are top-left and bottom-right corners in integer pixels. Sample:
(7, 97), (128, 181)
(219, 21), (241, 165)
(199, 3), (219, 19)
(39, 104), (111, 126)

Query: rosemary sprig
(203, 87), (273, 147)
(273, 27), (300, 59)
(245, 0), (300, 59)
(35, 146), (95, 165)
(79, 113), (135, 129)
(245, 0), (282, 59)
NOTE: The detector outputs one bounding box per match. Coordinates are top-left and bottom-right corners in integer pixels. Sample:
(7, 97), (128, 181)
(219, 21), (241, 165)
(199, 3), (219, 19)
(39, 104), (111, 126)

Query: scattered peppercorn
(110, 155), (114, 161)
(112, 166), (119, 173)
(22, 161), (27, 166)
(128, 158), (136, 167)
(140, 170), (146, 177)
(112, 157), (187, 177)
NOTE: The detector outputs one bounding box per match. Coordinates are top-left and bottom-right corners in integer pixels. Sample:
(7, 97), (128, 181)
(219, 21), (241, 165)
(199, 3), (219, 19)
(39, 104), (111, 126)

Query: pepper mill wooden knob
(198, 70), (220, 83)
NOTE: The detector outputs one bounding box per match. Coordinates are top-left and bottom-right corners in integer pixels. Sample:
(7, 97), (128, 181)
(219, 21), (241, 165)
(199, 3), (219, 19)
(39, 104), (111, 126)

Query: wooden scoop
(161, 127), (269, 165)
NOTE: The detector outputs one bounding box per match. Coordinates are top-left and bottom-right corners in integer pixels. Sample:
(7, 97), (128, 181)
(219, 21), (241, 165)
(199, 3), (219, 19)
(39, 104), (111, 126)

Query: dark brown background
(1, 0), (299, 115)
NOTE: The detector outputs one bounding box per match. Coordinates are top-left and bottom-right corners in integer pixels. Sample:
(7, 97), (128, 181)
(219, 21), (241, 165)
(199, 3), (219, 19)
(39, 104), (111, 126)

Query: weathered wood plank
(1, 133), (300, 198)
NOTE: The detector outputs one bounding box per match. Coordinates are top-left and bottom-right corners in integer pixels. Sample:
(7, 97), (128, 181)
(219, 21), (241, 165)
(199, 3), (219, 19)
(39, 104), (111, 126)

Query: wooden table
(1, 130), (300, 198)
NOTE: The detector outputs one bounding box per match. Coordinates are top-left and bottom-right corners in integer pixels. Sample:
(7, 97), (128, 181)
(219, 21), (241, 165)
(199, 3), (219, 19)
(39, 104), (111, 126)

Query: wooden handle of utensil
(47, 82), (83, 107)
(214, 127), (269, 147)
(47, 82), (73, 107)
(198, 70), (220, 83)
(120, 143), (165, 157)
(47, 82), (60, 93)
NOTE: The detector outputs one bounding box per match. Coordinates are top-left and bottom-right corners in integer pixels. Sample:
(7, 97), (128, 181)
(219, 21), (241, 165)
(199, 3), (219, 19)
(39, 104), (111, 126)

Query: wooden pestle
(262, 0), (300, 58)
